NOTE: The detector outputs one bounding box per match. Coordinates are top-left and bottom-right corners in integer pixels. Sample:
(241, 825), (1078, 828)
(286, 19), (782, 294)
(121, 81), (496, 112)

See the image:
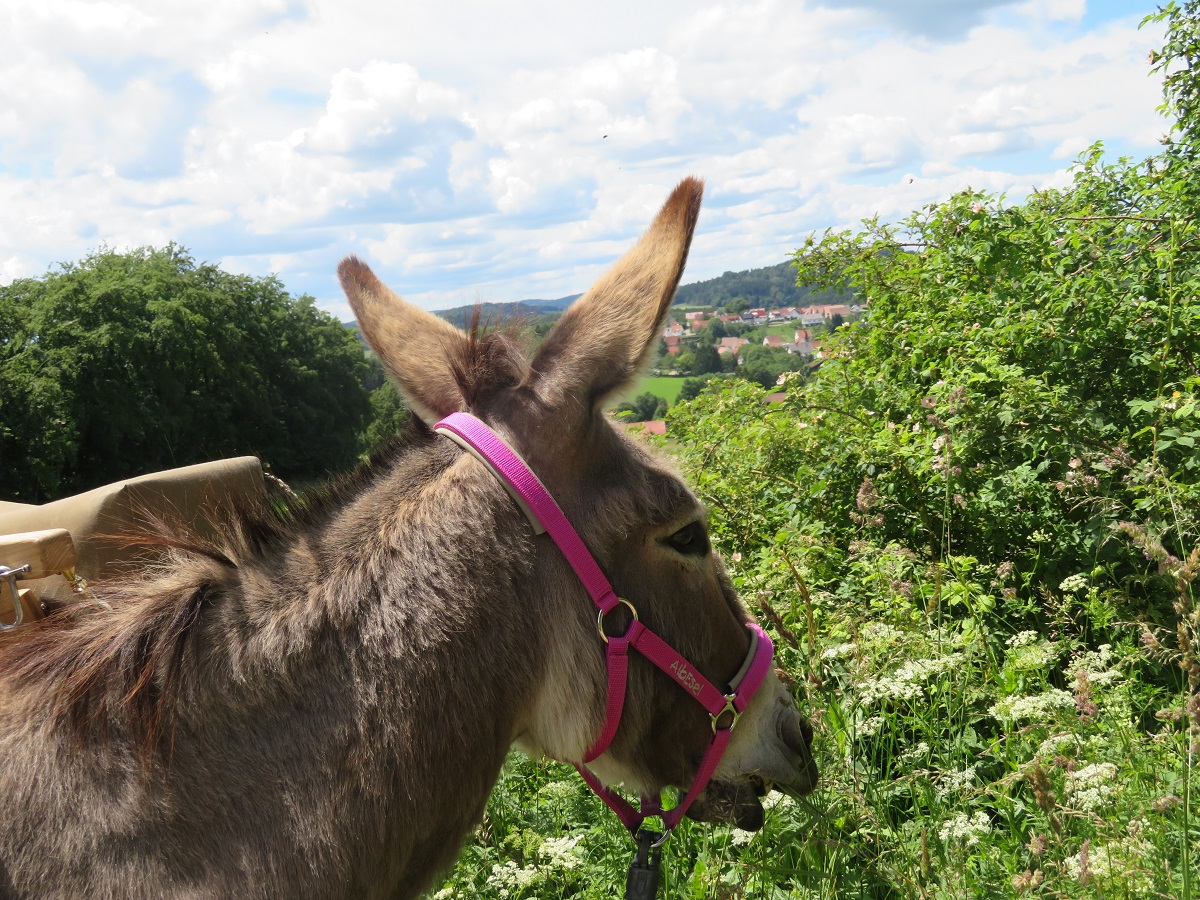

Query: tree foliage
(0, 245), (373, 501)
(614, 392), (667, 423)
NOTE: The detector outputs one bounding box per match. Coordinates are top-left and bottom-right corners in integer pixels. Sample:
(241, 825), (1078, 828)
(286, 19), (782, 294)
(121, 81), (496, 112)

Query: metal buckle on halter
(597, 598), (638, 644)
(711, 694), (741, 733)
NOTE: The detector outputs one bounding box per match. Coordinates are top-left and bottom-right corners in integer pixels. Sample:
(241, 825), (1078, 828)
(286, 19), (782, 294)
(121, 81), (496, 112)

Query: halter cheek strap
(433, 412), (775, 836)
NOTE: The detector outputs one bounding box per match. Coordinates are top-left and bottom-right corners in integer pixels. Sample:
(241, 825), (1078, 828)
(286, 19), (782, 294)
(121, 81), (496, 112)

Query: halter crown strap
(434, 413), (620, 614)
(433, 411), (775, 837)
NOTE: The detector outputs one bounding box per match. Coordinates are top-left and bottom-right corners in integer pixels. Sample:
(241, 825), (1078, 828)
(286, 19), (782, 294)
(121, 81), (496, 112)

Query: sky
(0, 0), (1168, 319)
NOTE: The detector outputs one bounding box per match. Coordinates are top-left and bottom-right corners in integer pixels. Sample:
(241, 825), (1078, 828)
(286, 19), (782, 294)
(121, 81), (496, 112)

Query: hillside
(673, 260), (849, 308)
(410, 261), (847, 326)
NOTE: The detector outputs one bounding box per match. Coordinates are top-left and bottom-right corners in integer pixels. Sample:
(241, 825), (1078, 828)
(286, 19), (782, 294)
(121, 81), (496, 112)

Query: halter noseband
(434, 412), (774, 839)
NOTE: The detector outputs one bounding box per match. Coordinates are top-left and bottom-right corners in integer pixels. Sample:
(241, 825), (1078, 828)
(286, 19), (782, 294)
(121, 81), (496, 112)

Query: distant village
(660, 301), (864, 364)
(620, 300), (866, 432)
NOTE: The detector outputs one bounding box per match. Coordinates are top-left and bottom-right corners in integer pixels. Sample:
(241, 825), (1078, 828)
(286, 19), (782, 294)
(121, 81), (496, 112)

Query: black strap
(625, 829), (663, 900)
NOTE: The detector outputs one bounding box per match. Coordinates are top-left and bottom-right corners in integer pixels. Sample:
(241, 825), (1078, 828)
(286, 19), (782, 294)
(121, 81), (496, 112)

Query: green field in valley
(634, 375), (689, 404)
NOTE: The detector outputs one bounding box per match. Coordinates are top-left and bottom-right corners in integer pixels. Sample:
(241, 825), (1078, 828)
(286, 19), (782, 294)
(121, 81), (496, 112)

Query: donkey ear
(529, 177), (703, 411)
(338, 256), (466, 426)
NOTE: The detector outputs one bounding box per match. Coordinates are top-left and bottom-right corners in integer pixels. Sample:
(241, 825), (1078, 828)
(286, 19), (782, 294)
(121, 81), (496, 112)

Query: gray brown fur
(0, 178), (815, 899)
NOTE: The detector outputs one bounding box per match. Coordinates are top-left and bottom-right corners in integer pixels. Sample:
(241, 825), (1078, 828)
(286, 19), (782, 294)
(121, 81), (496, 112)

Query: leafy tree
(679, 374), (726, 403)
(736, 343), (809, 390)
(673, 350), (695, 373)
(362, 381), (410, 455)
(690, 343), (722, 375)
(614, 392), (664, 423)
(0, 245), (373, 501)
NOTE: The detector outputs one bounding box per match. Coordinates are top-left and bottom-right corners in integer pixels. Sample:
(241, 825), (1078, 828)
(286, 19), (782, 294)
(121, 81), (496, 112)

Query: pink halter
(434, 412), (774, 837)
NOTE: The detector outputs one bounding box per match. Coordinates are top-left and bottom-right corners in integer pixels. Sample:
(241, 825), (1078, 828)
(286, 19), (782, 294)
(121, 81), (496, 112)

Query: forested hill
(672, 260), (846, 308)
(418, 260), (847, 326)
(432, 294), (579, 328)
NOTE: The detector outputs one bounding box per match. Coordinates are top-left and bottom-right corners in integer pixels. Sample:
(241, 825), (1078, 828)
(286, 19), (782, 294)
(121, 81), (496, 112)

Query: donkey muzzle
(686, 681), (818, 830)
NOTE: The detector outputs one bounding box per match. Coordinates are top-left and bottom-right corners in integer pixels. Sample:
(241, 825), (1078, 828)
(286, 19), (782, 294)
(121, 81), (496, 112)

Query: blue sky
(0, 0), (1166, 318)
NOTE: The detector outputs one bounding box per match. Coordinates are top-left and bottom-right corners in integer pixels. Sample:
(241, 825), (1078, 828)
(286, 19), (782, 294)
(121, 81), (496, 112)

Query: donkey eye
(664, 521), (709, 556)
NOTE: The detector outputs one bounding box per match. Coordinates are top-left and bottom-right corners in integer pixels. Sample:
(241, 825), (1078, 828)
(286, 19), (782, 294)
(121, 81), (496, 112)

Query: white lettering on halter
(669, 659), (703, 696)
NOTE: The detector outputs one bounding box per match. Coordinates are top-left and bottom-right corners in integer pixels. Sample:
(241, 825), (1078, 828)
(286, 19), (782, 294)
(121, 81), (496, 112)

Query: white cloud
(0, 0), (1169, 312)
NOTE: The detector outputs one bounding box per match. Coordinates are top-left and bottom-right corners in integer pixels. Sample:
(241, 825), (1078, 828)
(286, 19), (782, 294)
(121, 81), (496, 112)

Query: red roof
(621, 420), (667, 436)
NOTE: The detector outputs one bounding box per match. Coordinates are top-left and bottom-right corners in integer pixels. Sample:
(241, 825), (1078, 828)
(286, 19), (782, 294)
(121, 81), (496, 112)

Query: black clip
(625, 828), (663, 900)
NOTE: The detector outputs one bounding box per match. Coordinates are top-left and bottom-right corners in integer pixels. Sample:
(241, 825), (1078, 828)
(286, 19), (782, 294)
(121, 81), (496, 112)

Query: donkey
(0, 177), (816, 899)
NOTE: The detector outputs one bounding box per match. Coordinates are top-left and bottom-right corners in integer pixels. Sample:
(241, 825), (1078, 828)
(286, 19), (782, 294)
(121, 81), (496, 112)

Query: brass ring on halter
(596, 598), (638, 644)
(711, 694), (741, 733)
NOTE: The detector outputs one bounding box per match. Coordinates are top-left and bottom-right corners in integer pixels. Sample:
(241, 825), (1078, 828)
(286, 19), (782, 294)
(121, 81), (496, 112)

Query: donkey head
(339, 178), (816, 831)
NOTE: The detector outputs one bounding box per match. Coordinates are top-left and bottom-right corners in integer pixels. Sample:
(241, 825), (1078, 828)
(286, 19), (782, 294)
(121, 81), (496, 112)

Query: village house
(798, 310), (824, 326)
(718, 336), (749, 355)
(663, 319), (684, 338)
(803, 303), (854, 319)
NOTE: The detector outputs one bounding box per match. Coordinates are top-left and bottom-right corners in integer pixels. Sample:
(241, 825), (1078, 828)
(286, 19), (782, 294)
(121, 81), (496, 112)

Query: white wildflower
(936, 765), (977, 798)
(1069, 645), (1123, 687)
(1004, 634), (1058, 672)
(990, 689), (1075, 724)
(1062, 840), (1153, 891)
(900, 741), (931, 765)
(1059, 573), (1089, 593)
(938, 811), (991, 846)
(1006, 630), (1041, 648)
(860, 675), (923, 704)
(730, 828), (756, 847)
(1036, 734), (1075, 759)
(538, 835), (581, 870)
(857, 715), (884, 738)
(861, 623), (903, 644)
(859, 654), (964, 707)
(821, 642), (856, 660)
(487, 859), (541, 897)
(1065, 762), (1120, 811)
(762, 791), (796, 812)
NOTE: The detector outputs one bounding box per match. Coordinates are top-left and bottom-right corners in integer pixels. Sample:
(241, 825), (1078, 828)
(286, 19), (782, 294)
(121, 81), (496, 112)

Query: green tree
(362, 380), (410, 455)
(0, 245), (373, 501)
(679, 375), (724, 403)
(673, 350), (696, 373)
(691, 343), (722, 375)
(614, 392), (663, 423)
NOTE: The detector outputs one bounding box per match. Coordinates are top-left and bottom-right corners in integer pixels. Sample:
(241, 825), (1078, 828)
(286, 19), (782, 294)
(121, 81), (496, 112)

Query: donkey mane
(0, 325), (529, 762)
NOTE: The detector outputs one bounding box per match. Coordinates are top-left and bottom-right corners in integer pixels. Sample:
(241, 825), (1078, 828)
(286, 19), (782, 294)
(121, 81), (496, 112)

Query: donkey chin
(687, 677), (819, 832)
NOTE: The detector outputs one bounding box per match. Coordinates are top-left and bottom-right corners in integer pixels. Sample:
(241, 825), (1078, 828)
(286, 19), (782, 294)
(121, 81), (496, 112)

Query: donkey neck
(167, 436), (572, 897)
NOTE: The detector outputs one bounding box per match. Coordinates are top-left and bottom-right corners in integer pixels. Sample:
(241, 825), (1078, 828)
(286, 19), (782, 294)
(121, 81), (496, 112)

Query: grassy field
(635, 375), (689, 405)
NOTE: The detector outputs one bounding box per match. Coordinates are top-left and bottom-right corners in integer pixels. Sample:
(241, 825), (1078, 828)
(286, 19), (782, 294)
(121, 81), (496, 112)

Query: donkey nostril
(779, 710), (812, 757)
